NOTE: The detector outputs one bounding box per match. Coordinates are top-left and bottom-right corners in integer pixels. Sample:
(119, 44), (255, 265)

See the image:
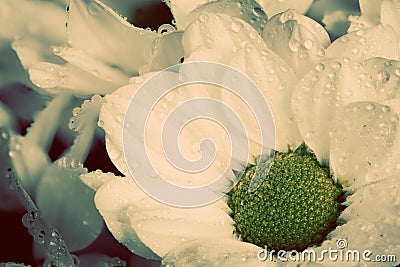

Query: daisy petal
(330, 101), (400, 188)
(28, 62), (118, 95)
(126, 197), (235, 257)
(166, 0), (212, 29)
(359, 0), (383, 24)
(292, 58), (377, 163)
(0, 0), (66, 44)
(326, 24), (400, 61)
(262, 9), (330, 78)
(162, 239), (275, 267)
(183, 13), (302, 151)
(67, 0), (158, 75)
(362, 57), (400, 101)
(99, 72), (157, 175)
(381, 0), (400, 44)
(348, 14), (378, 33)
(80, 170), (119, 191)
(52, 46), (129, 86)
(12, 38), (64, 70)
(138, 31), (184, 74)
(257, 0), (313, 17)
(94, 177), (160, 260)
(316, 175), (399, 267)
(186, 0), (268, 34)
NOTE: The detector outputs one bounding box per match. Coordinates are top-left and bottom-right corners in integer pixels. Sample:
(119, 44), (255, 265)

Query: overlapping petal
(166, 0), (213, 29)
(257, 0), (313, 18)
(314, 174), (399, 267)
(263, 9), (330, 78)
(292, 58), (377, 163)
(94, 176), (160, 260)
(183, 12), (302, 151)
(326, 24), (400, 61)
(330, 101), (400, 188)
(361, 57), (400, 101)
(162, 239), (276, 267)
(186, 0), (268, 34)
(67, 0), (159, 75)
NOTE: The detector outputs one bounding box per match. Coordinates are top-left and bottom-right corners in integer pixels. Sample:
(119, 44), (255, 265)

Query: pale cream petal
(360, 0), (383, 24)
(292, 58), (377, 163)
(99, 72), (156, 175)
(166, 0), (212, 29)
(257, 0), (313, 17)
(162, 238), (279, 267)
(138, 31), (184, 74)
(330, 101), (400, 188)
(12, 38), (64, 70)
(185, 0), (268, 34)
(80, 170), (119, 191)
(67, 0), (159, 75)
(126, 200), (235, 257)
(326, 24), (400, 61)
(183, 12), (302, 152)
(28, 62), (118, 95)
(381, 0), (400, 54)
(0, 0), (67, 44)
(361, 57), (400, 101)
(94, 177), (160, 260)
(348, 14), (378, 33)
(52, 46), (129, 86)
(313, 175), (399, 267)
(262, 9), (330, 78)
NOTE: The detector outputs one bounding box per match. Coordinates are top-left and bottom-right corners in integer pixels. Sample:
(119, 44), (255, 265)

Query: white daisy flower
(86, 1), (399, 267)
(0, 0), (399, 266)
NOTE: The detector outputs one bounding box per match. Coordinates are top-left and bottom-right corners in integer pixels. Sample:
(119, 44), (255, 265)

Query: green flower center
(228, 146), (343, 251)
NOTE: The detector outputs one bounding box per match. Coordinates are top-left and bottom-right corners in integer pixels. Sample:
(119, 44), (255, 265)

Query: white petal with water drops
(326, 24), (400, 61)
(263, 9), (330, 78)
(67, 0), (159, 75)
(183, 12), (302, 152)
(52, 46), (129, 86)
(138, 30), (184, 74)
(186, 0), (268, 34)
(166, 0), (213, 29)
(362, 57), (400, 101)
(257, 0), (313, 18)
(315, 175), (399, 267)
(330, 101), (400, 188)
(292, 58), (378, 163)
(126, 199), (235, 257)
(94, 177), (160, 260)
(99, 72), (156, 175)
(28, 62), (118, 95)
(80, 170), (119, 191)
(162, 238), (278, 267)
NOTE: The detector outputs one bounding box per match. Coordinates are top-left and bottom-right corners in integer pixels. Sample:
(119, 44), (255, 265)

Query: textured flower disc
(228, 147), (342, 251)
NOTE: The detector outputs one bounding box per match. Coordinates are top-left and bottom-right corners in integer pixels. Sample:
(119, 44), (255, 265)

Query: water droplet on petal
(315, 63), (325, 72)
(303, 39), (313, 50)
(231, 22), (241, 33)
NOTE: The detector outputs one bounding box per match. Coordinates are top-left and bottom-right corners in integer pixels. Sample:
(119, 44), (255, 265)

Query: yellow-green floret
(228, 148), (342, 251)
